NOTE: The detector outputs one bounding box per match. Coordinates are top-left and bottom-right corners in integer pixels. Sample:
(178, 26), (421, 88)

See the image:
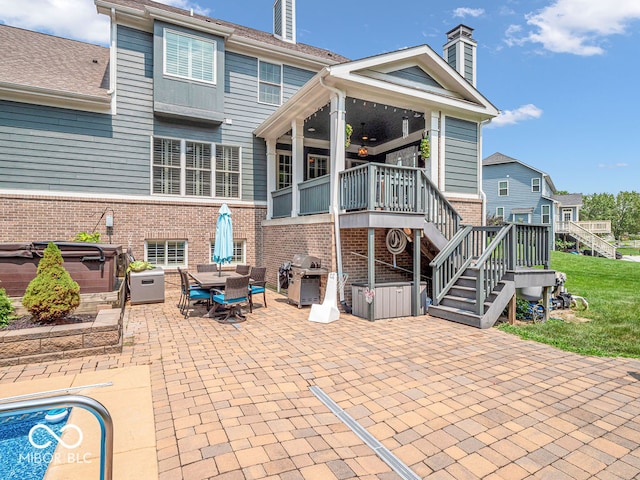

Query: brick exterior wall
(262, 220), (336, 292)
(0, 193), (266, 284)
(450, 197), (483, 225)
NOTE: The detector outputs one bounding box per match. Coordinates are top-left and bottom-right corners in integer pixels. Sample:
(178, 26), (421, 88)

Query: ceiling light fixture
(358, 122), (368, 158)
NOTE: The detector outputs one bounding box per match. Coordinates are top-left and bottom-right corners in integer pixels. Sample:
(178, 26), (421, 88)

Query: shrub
(0, 287), (14, 328)
(22, 242), (80, 322)
(73, 231), (101, 242)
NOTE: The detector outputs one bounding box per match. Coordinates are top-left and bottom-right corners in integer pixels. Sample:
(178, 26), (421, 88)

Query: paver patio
(1, 285), (639, 479)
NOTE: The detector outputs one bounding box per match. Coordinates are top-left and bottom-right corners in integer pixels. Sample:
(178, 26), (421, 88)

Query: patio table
(189, 271), (253, 289)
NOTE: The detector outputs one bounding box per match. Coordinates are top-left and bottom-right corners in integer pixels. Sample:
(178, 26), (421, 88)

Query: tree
(22, 242), (80, 322)
(582, 191), (640, 238)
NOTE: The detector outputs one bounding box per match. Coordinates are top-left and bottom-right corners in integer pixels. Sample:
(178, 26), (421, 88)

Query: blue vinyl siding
(483, 162), (556, 227)
(388, 66), (442, 89)
(444, 117), (478, 194)
(0, 26), (153, 194)
(224, 51), (315, 201)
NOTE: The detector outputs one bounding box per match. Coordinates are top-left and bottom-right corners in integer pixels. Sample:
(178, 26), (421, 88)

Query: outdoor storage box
(130, 267), (165, 305)
(352, 282), (429, 320)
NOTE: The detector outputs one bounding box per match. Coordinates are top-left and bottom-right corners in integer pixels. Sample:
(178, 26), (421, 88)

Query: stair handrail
(566, 221), (616, 258)
(429, 225), (474, 305)
(469, 224), (514, 315)
(418, 169), (462, 239)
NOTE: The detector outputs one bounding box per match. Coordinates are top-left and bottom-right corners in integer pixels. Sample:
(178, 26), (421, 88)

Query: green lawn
(617, 247), (640, 256)
(497, 251), (640, 358)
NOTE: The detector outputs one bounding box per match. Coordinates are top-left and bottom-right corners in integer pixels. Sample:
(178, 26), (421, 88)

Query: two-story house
(482, 152), (615, 258)
(0, 0), (557, 327)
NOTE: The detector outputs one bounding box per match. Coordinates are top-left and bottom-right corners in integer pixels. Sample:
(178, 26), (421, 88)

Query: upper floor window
(541, 205), (551, 224)
(146, 239), (186, 268)
(532, 178), (541, 193)
(307, 154), (329, 180)
(258, 60), (282, 105)
(498, 180), (509, 196)
(164, 29), (216, 84)
(152, 137), (240, 199)
(277, 152), (292, 189)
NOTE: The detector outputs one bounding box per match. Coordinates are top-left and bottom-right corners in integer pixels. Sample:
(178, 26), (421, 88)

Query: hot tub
(0, 242), (123, 296)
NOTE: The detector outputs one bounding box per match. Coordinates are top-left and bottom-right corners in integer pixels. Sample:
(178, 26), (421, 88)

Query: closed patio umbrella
(213, 203), (233, 276)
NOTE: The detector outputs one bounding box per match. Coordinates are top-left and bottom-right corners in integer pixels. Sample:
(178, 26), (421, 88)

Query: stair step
(428, 304), (482, 328)
(457, 276), (477, 288)
(449, 285), (476, 299)
(441, 295), (494, 313)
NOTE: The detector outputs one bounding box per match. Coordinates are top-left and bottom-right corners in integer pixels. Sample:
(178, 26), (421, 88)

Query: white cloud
(0, 0), (209, 45)
(506, 0), (640, 55)
(487, 104), (543, 128)
(453, 7), (485, 18)
(598, 163), (629, 169)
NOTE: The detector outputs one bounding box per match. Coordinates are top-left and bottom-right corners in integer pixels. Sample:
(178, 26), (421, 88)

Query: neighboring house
(0, 0), (555, 327)
(482, 152), (615, 258)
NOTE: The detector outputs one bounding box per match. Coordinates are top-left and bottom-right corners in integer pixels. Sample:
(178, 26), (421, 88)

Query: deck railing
(556, 220), (611, 234)
(299, 175), (330, 215)
(431, 223), (550, 310)
(272, 186), (292, 219)
(557, 220), (616, 258)
(339, 163), (461, 238)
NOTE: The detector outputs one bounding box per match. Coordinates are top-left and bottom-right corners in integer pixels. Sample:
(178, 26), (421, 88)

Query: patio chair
(210, 275), (251, 323)
(197, 263), (218, 272)
(248, 266), (267, 313)
(235, 264), (251, 275)
(178, 268), (211, 318)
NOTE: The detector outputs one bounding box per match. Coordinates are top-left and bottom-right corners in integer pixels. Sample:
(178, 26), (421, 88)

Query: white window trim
(307, 153), (330, 180)
(276, 150), (292, 190)
(562, 208), (572, 222)
(149, 135), (216, 198)
(144, 239), (188, 269)
(210, 239), (246, 265)
(498, 180), (509, 197)
(496, 206), (504, 219)
(163, 28), (217, 85)
(151, 136), (243, 199)
(213, 144), (242, 200)
(257, 59), (283, 106)
(531, 177), (541, 193)
(541, 205), (551, 224)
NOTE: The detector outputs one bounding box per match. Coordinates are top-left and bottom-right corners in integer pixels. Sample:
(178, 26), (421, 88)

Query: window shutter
(153, 138), (181, 195)
(215, 145), (240, 198)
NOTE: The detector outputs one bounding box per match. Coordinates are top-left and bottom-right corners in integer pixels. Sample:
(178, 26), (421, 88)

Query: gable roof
(95, 0), (349, 68)
(256, 45), (499, 140)
(483, 152), (557, 193)
(0, 25), (110, 111)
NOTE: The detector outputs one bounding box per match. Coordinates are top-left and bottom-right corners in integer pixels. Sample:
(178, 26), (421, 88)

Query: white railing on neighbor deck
(557, 220), (611, 234)
(557, 221), (617, 258)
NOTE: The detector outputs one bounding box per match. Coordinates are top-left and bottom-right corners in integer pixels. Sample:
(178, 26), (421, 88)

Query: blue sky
(1, 0), (639, 194)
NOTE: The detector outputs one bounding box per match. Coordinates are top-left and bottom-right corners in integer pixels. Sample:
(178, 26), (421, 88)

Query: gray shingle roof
(482, 152), (520, 166)
(102, 0), (350, 64)
(552, 193), (583, 206)
(0, 25), (110, 99)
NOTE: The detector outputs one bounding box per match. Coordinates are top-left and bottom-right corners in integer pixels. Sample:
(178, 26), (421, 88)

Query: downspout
(319, 75), (350, 312)
(107, 8), (117, 114)
(479, 119), (491, 226)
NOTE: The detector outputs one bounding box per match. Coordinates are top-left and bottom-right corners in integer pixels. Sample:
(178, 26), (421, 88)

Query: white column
(266, 138), (277, 219)
(291, 118), (304, 217)
(329, 92), (346, 212)
(430, 111), (441, 190)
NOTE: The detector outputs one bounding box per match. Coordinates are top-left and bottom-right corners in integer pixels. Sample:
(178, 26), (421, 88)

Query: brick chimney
(273, 0), (296, 44)
(443, 24), (477, 87)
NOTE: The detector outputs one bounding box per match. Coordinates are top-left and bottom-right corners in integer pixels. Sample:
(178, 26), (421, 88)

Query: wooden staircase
(428, 268), (515, 329)
(557, 221), (617, 259)
(428, 223), (552, 329)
